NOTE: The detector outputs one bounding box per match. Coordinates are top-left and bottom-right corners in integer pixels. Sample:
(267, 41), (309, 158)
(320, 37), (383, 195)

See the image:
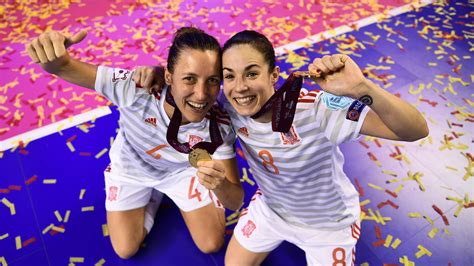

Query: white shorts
(104, 164), (223, 212)
(233, 192), (360, 266)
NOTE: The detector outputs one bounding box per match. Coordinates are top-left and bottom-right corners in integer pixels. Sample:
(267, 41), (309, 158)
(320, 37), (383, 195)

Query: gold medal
(188, 148), (212, 168)
(294, 71), (321, 78)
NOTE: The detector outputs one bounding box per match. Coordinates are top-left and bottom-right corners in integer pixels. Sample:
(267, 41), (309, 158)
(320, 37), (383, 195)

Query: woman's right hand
(26, 30), (87, 73)
(132, 66), (165, 96)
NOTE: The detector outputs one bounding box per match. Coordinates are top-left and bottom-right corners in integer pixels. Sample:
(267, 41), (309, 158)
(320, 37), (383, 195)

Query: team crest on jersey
(107, 185), (121, 202)
(238, 127), (249, 137)
(241, 220), (256, 238)
(280, 125), (301, 145)
(112, 69), (130, 83)
(188, 135), (204, 148)
(346, 100), (366, 122)
(145, 117), (157, 128)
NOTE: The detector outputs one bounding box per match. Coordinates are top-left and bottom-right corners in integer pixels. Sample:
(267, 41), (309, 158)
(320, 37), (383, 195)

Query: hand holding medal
(252, 54), (372, 133)
(304, 55), (371, 103)
(188, 148), (212, 168)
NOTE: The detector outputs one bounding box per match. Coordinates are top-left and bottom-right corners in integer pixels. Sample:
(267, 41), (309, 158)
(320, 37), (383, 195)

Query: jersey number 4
(188, 176), (202, 202)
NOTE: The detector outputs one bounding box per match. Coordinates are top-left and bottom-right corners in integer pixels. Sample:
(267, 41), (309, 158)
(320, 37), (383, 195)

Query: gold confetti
(69, 257), (85, 263)
(384, 234), (393, 247)
(54, 210), (63, 222)
(95, 148), (108, 159)
(81, 206), (95, 212)
(0, 233), (9, 240)
(94, 259), (106, 266)
(15, 236), (21, 250)
(42, 224), (54, 234)
(52, 226), (65, 233)
(64, 210), (71, 223)
(66, 142), (75, 152)
(391, 238), (401, 249)
(102, 224), (109, 237)
(79, 189), (86, 200)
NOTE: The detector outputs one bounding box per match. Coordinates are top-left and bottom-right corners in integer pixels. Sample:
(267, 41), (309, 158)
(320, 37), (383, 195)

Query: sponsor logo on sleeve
(346, 100), (366, 122)
(112, 69), (130, 83)
(322, 92), (352, 110)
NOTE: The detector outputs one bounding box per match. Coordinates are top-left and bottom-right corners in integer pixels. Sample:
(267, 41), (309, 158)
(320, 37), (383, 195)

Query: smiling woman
(220, 30), (429, 266)
(163, 48), (221, 124)
(25, 26), (244, 259)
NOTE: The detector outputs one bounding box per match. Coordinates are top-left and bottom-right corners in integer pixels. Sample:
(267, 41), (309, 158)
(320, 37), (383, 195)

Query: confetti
(81, 206), (95, 212)
(1, 197), (15, 215)
(25, 175), (38, 185)
(79, 189), (86, 200)
(43, 179), (57, 184)
(15, 236), (21, 250)
(69, 257), (85, 263)
(95, 148), (108, 159)
(54, 210), (63, 222)
(368, 183), (383, 190)
(354, 177), (365, 196)
(428, 227), (439, 238)
(415, 244), (432, 258)
(240, 167), (255, 186)
(432, 205), (449, 226)
(399, 256), (414, 266)
(22, 237), (36, 247)
(408, 212), (422, 218)
(52, 226), (65, 233)
(42, 224), (54, 234)
(102, 224), (109, 237)
(64, 210), (71, 223)
(0, 233), (9, 240)
(384, 234), (393, 247)
(66, 142), (76, 152)
(94, 259), (106, 266)
(391, 238), (401, 249)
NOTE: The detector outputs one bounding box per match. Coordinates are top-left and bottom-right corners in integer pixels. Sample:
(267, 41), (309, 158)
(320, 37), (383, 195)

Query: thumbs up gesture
(26, 30), (87, 71)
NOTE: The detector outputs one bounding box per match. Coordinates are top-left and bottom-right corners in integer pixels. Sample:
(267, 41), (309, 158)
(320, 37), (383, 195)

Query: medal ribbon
(165, 88), (223, 154)
(251, 72), (303, 133)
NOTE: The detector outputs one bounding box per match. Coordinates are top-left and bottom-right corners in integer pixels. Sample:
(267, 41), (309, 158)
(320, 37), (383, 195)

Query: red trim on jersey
(352, 247), (356, 266)
(239, 209), (248, 217)
(351, 223), (361, 240)
(298, 98), (316, 103)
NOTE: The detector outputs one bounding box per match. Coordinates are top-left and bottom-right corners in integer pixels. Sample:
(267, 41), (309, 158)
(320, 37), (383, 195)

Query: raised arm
(26, 30), (97, 89)
(308, 54), (429, 142)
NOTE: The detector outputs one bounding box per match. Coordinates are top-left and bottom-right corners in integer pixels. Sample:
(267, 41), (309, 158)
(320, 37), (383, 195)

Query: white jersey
(220, 89), (369, 230)
(95, 66), (236, 180)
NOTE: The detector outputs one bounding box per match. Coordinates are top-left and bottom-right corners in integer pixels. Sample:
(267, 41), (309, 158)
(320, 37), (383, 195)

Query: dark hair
(222, 30), (276, 73)
(167, 27), (221, 73)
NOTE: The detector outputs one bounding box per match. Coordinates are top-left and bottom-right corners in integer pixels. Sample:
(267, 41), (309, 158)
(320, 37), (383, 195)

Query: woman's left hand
(308, 54), (368, 99)
(196, 160), (228, 191)
(132, 66), (165, 96)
